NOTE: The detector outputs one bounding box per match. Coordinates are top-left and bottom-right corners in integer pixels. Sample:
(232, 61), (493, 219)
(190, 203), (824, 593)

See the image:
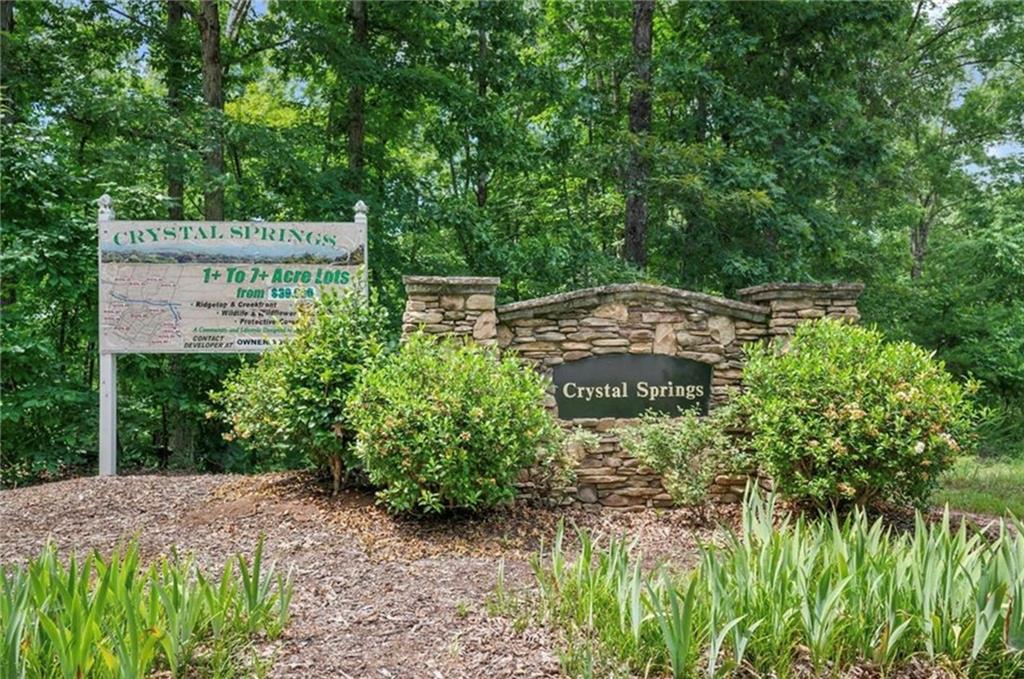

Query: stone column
(402, 276), (501, 345)
(736, 282), (864, 338)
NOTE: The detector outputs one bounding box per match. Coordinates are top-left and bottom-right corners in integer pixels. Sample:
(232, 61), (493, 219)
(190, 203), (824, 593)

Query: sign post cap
(97, 194), (115, 221)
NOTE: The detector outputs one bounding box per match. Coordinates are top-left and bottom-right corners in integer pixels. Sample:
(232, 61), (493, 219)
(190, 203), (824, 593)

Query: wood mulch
(0, 472), (723, 678)
(3, 473), (1000, 678)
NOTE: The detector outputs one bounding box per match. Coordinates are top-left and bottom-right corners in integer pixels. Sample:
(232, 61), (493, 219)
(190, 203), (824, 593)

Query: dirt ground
(0, 472), (724, 678)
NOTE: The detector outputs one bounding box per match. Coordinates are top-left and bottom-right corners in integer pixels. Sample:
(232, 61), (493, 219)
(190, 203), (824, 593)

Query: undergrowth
(0, 537), (293, 678)
(499, 487), (1024, 678)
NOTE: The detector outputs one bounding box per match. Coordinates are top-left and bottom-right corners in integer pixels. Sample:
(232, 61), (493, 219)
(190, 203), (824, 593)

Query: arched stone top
(497, 283), (769, 323)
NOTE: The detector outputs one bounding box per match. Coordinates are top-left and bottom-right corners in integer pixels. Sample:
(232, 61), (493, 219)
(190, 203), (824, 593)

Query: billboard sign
(99, 218), (366, 353)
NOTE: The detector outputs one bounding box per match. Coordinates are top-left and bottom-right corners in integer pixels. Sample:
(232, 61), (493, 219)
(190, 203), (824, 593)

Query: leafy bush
(619, 404), (745, 507)
(862, 218), (1024, 459)
(0, 539), (292, 678)
(738, 319), (979, 509)
(210, 288), (388, 494)
(347, 332), (562, 513)
(520, 488), (1024, 678)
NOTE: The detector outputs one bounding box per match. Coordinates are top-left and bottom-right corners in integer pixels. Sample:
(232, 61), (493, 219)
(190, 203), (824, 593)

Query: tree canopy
(2, 0), (1022, 483)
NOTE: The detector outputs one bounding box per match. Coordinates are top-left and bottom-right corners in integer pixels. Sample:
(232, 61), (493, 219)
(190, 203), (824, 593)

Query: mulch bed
(2, 473), (1005, 677)
(0, 472), (723, 678)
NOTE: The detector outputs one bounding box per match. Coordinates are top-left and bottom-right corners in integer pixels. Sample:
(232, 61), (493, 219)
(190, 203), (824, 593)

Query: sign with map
(99, 220), (366, 353)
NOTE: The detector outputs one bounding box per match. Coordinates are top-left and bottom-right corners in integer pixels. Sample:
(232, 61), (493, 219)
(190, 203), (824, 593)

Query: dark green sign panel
(553, 354), (712, 419)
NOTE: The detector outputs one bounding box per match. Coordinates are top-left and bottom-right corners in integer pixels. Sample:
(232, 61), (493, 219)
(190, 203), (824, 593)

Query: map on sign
(99, 220), (366, 353)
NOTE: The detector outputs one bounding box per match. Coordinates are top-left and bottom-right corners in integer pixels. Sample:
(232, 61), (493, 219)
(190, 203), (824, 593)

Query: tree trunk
(0, 2), (13, 35)
(167, 356), (196, 468)
(910, 218), (930, 279)
(329, 455), (342, 496)
(0, 0), (14, 120)
(910, 191), (937, 279)
(165, 0), (186, 220)
(347, 0), (367, 193)
(167, 0), (188, 461)
(624, 0), (653, 268)
(475, 18), (488, 208)
(197, 0), (224, 220)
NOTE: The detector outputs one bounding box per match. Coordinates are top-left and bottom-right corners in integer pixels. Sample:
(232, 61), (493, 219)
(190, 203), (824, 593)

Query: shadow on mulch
(816, 500), (1019, 542)
(208, 471), (728, 565)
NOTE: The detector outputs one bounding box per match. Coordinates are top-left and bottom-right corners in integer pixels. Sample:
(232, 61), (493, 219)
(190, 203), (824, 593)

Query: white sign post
(97, 196), (368, 475)
(98, 196), (118, 475)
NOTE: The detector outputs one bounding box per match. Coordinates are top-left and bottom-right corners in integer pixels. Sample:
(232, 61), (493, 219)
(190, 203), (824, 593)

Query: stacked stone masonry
(737, 282), (864, 339)
(402, 276), (500, 345)
(401, 276), (863, 509)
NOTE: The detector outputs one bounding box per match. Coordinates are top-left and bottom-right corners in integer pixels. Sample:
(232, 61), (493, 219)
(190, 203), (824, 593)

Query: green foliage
(738, 320), (979, 509)
(347, 332), (561, 513)
(1, 0), (1022, 479)
(0, 538), (292, 678)
(619, 405), (745, 507)
(521, 488), (1024, 678)
(863, 206), (1024, 458)
(210, 289), (388, 493)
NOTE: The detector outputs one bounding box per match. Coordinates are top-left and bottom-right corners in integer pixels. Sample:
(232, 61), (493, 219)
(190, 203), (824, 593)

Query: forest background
(1, 0), (1022, 484)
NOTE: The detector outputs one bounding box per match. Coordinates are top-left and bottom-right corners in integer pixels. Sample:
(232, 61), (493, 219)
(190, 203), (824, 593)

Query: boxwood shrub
(738, 319), (979, 509)
(210, 288), (388, 494)
(346, 332), (561, 514)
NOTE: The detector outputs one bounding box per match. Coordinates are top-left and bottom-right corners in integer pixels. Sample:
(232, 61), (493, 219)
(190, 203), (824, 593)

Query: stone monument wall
(401, 276), (864, 509)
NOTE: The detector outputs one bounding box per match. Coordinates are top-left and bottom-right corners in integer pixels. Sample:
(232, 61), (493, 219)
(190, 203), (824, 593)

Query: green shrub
(619, 404), (746, 507)
(210, 288), (389, 494)
(346, 332), (562, 513)
(0, 539), (292, 678)
(738, 319), (979, 509)
(522, 489), (1024, 678)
